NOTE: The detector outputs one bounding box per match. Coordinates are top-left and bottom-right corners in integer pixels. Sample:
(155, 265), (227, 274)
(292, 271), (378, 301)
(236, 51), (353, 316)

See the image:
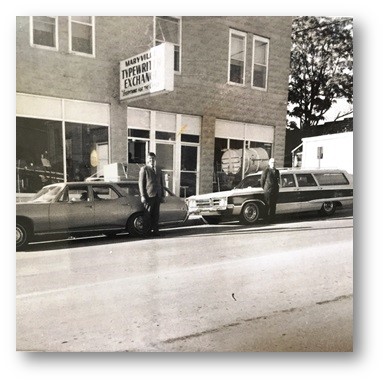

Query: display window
(16, 117), (109, 194)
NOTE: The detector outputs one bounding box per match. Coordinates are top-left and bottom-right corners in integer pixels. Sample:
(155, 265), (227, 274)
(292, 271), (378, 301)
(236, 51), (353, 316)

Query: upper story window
(252, 35), (269, 90)
(69, 16), (95, 57)
(30, 16), (58, 50)
(228, 29), (246, 85)
(155, 16), (181, 72)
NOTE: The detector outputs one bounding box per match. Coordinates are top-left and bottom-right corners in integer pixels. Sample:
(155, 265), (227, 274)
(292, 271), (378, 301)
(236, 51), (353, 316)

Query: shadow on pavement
(23, 209), (353, 253)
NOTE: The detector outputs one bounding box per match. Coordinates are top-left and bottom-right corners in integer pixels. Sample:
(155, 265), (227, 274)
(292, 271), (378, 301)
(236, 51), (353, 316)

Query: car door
(91, 184), (132, 230)
(294, 173), (321, 212)
(277, 173), (301, 213)
(49, 184), (95, 233)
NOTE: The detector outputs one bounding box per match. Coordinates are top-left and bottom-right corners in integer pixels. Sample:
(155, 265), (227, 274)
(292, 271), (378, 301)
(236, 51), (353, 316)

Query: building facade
(16, 16), (292, 198)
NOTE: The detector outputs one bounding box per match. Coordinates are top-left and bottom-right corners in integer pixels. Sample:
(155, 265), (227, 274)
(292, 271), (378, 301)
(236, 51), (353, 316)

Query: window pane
(181, 146), (197, 171)
(67, 186), (89, 202)
(156, 131), (175, 141)
(33, 16), (56, 47)
(92, 185), (119, 200)
(156, 17), (180, 44)
(231, 35), (244, 61)
(128, 139), (148, 164)
(72, 23), (92, 54)
(296, 174), (317, 187)
(155, 17), (180, 71)
(253, 64), (267, 88)
(230, 33), (245, 84)
(65, 123), (108, 182)
(16, 117), (63, 193)
(128, 129), (150, 139)
(254, 40), (267, 64)
(181, 134), (199, 143)
(238, 175), (261, 188)
(281, 174), (296, 188)
(314, 173), (349, 186)
(180, 172), (196, 198)
(230, 63), (243, 83)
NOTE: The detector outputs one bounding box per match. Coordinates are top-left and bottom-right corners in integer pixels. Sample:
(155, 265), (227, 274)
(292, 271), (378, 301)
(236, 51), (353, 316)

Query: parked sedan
(16, 181), (188, 250)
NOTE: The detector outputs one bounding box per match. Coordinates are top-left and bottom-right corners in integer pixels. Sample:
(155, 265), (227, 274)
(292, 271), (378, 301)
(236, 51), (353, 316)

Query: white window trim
(251, 35), (270, 91)
(68, 16), (95, 58)
(30, 16), (59, 51)
(227, 29), (247, 87)
(153, 16), (182, 74)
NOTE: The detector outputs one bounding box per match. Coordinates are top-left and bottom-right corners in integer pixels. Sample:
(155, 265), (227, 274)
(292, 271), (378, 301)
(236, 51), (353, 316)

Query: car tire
(319, 201), (336, 216)
(202, 216), (221, 225)
(127, 213), (149, 237)
(16, 221), (30, 251)
(240, 201), (261, 225)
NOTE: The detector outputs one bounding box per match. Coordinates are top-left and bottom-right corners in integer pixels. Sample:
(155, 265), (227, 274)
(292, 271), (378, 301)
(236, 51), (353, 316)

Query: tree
(287, 17), (353, 131)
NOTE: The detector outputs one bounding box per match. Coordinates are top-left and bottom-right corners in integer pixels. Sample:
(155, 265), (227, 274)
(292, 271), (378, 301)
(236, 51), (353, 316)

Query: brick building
(16, 16), (292, 197)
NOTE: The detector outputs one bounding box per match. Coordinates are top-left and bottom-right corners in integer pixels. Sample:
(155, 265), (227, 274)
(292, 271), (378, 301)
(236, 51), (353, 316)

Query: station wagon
(186, 169), (353, 224)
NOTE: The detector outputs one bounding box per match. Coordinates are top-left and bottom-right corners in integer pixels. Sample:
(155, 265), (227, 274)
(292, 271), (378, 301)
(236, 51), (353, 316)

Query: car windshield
(235, 175), (261, 189)
(29, 185), (63, 203)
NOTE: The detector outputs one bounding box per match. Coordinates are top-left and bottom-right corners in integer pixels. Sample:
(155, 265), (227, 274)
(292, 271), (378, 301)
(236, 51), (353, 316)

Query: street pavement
(16, 209), (353, 352)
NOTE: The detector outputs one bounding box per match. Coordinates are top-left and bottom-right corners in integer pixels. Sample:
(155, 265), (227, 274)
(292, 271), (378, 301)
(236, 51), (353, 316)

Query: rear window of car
(314, 172), (349, 186)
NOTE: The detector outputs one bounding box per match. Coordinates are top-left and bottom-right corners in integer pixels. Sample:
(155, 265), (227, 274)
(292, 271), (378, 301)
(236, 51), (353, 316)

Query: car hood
(188, 187), (263, 200)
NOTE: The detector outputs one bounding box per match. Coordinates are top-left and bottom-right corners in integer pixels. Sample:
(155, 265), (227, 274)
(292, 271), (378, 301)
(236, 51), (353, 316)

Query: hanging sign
(120, 42), (174, 100)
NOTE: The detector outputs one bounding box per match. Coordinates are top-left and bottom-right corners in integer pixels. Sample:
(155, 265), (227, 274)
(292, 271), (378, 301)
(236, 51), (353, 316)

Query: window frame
(251, 35), (270, 91)
(30, 16), (59, 51)
(154, 16), (182, 73)
(68, 16), (95, 58)
(227, 29), (247, 86)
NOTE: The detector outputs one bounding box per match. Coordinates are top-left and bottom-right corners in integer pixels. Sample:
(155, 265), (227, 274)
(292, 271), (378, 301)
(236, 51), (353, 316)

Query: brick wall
(17, 16), (292, 187)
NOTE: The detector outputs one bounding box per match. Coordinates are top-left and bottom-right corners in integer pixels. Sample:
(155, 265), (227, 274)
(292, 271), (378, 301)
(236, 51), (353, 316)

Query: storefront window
(214, 137), (273, 191)
(17, 118), (109, 193)
(65, 123), (108, 182)
(16, 117), (64, 193)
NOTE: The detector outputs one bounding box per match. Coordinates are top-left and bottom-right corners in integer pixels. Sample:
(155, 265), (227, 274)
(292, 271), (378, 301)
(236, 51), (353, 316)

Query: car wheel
(127, 213), (149, 237)
(240, 201), (261, 225)
(202, 216), (221, 225)
(319, 201), (336, 216)
(16, 222), (30, 251)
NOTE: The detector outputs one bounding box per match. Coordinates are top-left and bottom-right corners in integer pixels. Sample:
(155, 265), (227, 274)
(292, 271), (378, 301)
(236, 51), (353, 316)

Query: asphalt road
(16, 210), (353, 352)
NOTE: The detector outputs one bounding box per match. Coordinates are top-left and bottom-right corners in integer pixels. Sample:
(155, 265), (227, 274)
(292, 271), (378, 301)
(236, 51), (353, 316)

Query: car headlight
(218, 197), (227, 207)
(188, 199), (197, 209)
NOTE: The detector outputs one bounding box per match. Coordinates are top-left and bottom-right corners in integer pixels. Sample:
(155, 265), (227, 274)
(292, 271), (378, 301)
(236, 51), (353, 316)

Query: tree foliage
(288, 16), (353, 130)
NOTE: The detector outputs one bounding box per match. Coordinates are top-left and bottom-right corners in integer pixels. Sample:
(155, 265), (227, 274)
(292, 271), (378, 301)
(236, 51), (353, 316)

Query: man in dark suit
(261, 158), (280, 224)
(138, 152), (164, 236)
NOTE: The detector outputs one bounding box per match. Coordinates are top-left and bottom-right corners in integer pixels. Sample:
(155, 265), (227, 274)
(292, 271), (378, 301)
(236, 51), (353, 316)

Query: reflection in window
(16, 117), (64, 193)
(155, 16), (181, 71)
(65, 123), (109, 182)
(31, 16), (57, 49)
